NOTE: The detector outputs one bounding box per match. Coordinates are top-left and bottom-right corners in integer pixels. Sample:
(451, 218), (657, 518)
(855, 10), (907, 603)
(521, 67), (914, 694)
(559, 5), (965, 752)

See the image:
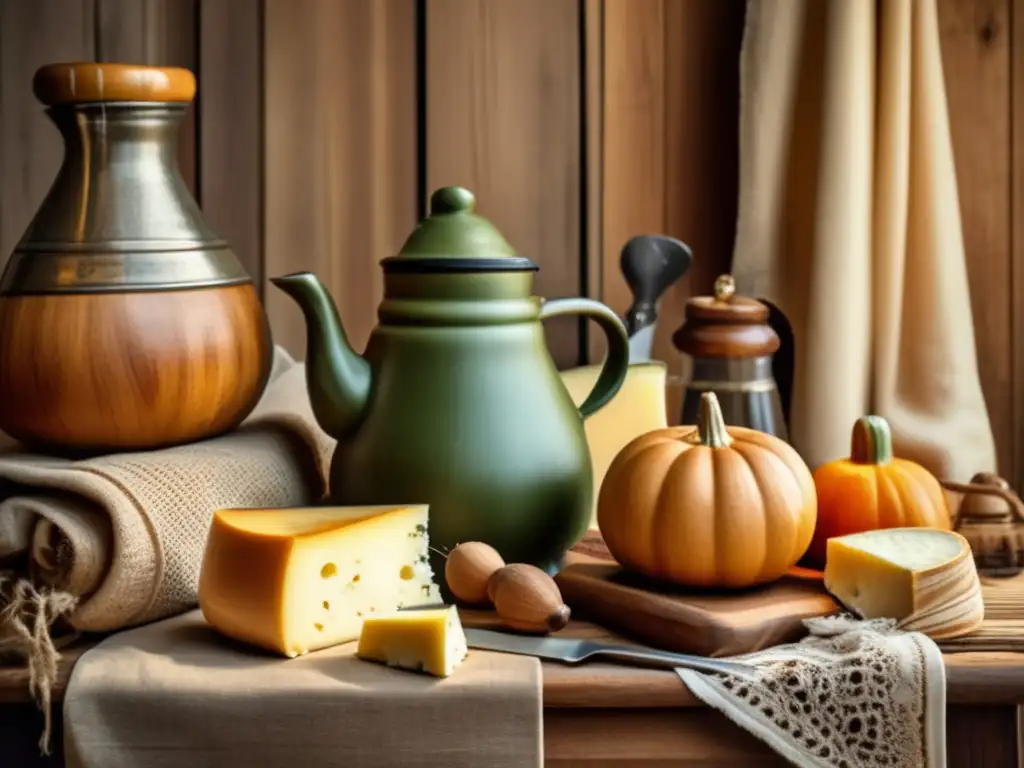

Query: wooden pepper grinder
(672, 274), (787, 439)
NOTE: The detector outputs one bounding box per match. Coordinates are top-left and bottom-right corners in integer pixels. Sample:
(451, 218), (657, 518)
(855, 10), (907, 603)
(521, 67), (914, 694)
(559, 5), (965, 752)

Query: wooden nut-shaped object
(942, 473), (1024, 523)
(487, 564), (571, 634)
(960, 473), (1016, 518)
(444, 541), (505, 605)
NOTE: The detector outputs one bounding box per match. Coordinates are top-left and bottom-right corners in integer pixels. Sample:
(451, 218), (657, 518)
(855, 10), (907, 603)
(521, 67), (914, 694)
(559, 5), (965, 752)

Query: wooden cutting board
(554, 561), (839, 658)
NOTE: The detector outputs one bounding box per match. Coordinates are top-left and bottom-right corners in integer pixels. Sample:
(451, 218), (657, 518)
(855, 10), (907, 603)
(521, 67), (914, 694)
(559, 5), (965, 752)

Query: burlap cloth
(0, 346), (336, 748)
(62, 610), (542, 768)
(0, 347), (333, 637)
(0, 345), (543, 765)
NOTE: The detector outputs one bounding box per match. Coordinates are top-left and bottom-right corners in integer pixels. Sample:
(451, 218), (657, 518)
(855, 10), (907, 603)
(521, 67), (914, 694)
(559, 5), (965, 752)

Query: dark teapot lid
(381, 186), (539, 274)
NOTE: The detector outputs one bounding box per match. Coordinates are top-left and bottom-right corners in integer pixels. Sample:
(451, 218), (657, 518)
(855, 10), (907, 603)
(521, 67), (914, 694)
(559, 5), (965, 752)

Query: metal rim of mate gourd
(0, 62), (251, 296)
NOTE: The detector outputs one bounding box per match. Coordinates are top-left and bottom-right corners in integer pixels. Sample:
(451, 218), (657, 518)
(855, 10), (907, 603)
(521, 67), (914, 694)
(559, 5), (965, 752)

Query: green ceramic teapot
(272, 186), (629, 581)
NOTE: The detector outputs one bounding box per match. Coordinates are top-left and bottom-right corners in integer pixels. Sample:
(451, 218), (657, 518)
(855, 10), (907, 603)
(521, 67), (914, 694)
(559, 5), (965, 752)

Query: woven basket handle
(941, 480), (1024, 525)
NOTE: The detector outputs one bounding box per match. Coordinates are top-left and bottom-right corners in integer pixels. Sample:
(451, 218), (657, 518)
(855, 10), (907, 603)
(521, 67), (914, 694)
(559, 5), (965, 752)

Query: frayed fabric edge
(0, 572), (79, 755)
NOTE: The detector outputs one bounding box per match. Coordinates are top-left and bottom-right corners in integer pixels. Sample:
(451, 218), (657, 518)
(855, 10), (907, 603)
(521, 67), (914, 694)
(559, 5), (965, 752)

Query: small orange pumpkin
(597, 392), (817, 589)
(806, 415), (951, 568)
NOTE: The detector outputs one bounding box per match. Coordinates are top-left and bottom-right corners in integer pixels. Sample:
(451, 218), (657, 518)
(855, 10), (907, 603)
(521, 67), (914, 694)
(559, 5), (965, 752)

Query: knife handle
(593, 646), (755, 679)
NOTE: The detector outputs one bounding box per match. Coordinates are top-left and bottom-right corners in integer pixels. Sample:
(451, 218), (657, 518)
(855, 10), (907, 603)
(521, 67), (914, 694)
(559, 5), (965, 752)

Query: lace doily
(676, 615), (946, 768)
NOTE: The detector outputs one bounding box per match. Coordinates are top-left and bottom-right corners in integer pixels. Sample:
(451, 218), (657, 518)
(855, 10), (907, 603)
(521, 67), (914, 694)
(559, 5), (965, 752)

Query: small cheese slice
(559, 362), (668, 530)
(823, 528), (984, 639)
(198, 504), (442, 657)
(357, 604), (468, 677)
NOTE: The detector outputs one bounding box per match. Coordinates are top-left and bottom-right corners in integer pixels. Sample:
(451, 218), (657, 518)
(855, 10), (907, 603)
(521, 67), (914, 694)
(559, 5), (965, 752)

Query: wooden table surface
(2, 620), (1023, 766)
(3, 541), (1023, 765)
(2, 616), (1024, 708)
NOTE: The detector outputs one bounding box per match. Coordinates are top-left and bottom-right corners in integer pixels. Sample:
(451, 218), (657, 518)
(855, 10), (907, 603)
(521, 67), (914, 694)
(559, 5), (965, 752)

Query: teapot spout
(270, 272), (372, 440)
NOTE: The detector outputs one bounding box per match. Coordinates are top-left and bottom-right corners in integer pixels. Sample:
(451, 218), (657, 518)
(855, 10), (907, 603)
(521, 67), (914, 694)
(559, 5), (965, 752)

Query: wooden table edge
(4, 548), (1023, 709)
(2, 643), (1024, 708)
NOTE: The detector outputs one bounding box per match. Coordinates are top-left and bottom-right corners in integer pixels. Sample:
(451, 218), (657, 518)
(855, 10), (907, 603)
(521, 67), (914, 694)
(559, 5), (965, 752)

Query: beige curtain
(732, 0), (996, 481)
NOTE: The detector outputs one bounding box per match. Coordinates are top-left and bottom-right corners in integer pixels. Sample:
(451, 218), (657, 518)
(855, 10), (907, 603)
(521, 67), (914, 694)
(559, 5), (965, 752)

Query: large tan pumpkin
(597, 392), (817, 588)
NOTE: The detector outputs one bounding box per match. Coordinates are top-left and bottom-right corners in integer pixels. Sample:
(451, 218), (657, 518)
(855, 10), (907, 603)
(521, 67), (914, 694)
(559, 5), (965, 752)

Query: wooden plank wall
(939, 0), (1015, 486)
(424, 0), (585, 364)
(262, 0), (418, 360)
(596, 0), (744, 417)
(0, 0), (1022, 484)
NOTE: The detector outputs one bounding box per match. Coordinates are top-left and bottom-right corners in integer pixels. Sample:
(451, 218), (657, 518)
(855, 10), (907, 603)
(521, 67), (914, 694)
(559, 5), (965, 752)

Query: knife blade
(465, 628), (755, 679)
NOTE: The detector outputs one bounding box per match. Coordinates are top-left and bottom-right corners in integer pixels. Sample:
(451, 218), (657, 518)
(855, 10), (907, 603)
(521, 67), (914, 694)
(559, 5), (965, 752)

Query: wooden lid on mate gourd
(672, 274), (780, 359)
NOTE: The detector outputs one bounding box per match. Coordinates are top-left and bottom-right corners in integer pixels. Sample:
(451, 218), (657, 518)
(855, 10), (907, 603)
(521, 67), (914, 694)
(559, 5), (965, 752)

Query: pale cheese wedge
(823, 528), (984, 640)
(357, 604), (468, 678)
(198, 505), (441, 657)
(560, 362), (668, 530)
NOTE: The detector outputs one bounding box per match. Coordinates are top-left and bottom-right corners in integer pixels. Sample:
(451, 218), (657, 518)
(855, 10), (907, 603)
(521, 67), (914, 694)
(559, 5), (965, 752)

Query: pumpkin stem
(850, 415), (893, 465)
(696, 392), (733, 448)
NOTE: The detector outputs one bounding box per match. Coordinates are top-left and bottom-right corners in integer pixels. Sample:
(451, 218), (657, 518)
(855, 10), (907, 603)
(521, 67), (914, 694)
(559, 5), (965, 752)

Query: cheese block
(559, 362), (668, 529)
(823, 528), (984, 639)
(198, 504), (442, 657)
(357, 605), (468, 677)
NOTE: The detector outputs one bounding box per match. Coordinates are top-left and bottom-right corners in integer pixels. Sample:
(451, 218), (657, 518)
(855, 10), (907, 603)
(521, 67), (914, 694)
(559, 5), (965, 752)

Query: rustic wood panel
(198, 0), (264, 288)
(939, 0), (1014, 480)
(947, 704), (1019, 767)
(424, 0), (583, 368)
(657, 0), (745, 420)
(95, 0), (199, 195)
(1013, 0), (1024, 493)
(584, 0), (605, 364)
(263, 0), (418, 359)
(601, 0), (666, 331)
(94, 0), (145, 59)
(0, 0), (94, 271)
(545, 708), (789, 766)
(547, 705), (1021, 767)
(598, 0), (742, 419)
(2, 702), (1022, 768)
(0, 0), (1017, 466)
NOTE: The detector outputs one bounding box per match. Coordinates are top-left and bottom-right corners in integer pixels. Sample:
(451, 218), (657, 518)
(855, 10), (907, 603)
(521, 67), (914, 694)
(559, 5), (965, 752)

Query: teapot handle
(539, 298), (630, 419)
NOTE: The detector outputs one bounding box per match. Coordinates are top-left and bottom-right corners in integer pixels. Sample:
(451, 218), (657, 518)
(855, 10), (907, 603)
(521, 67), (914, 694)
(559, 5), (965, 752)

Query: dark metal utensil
(620, 235), (693, 362)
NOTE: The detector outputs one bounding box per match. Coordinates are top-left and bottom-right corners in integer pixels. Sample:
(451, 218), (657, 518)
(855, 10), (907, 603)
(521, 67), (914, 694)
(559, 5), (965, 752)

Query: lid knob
(430, 186), (476, 215)
(713, 274), (736, 303)
(382, 185), (538, 273)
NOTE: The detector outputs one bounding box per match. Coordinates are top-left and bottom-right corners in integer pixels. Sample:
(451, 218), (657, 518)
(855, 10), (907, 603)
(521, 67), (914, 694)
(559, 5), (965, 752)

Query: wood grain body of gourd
(0, 284), (272, 453)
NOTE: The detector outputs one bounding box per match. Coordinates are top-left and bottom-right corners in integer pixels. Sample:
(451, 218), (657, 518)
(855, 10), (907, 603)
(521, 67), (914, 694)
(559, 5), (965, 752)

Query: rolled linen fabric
(0, 346), (334, 633)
